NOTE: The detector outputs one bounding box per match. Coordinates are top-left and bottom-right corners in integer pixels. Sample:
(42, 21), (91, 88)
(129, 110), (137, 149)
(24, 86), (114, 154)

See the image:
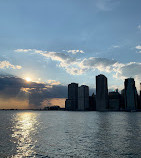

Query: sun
(25, 77), (32, 82)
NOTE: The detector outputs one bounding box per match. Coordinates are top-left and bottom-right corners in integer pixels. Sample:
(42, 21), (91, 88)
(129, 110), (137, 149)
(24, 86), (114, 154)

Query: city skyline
(0, 73), (141, 109)
(65, 75), (141, 111)
(0, 0), (141, 109)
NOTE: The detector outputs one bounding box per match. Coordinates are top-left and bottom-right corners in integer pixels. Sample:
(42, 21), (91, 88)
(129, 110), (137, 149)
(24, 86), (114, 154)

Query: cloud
(14, 48), (141, 90)
(80, 57), (117, 72)
(45, 53), (117, 74)
(113, 62), (141, 90)
(47, 80), (61, 85)
(135, 45), (141, 50)
(135, 45), (141, 53)
(0, 76), (68, 109)
(15, 49), (76, 67)
(65, 67), (86, 75)
(114, 62), (141, 78)
(14, 49), (43, 54)
(15, 49), (80, 75)
(0, 61), (22, 69)
(112, 45), (120, 48)
(66, 50), (84, 54)
(40, 51), (76, 64)
(16, 49), (117, 75)
(137, 25), (141, 31)
(15, 49), (33, 52)
(96, 0), (120, 11)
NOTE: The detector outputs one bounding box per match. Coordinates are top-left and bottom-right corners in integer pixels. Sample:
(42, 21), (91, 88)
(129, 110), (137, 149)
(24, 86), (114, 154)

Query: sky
(0, 0), (141, 109)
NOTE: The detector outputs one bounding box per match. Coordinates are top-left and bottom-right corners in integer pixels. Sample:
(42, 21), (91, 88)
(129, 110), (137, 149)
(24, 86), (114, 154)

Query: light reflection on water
(11, 112), (38, 157)
(1, 111), (141, 157)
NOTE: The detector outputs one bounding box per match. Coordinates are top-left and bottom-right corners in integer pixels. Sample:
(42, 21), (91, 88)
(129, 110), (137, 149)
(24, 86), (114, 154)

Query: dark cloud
(119, 62), (141, 78)
(0, 75), (67, 108)
(82, 57), (116, 67)
(28, 85), (67, 107)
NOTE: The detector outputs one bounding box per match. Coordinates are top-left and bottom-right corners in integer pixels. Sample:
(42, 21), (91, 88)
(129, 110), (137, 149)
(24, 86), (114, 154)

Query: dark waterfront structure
(44, 106), (60, 110)
(96, 74), (108, 111)
(124, 78), (138, 111)
(89, 93), (96, 111)
(78, 85), (89, 110)
(109, 91), (120, 111)
(65, 83), (78, 110)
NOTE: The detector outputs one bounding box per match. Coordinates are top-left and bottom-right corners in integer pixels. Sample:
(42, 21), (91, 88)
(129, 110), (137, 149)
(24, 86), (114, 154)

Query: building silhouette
(124, 78), (138, 111)
(96, 74), (108, 111)
(120, 89), (125, 110)
(78, 85), (89, 110)
(109, 90), (120, 111)
(89, 93), (96, 111)
(65, 83), (78, 110)
(65, 75), (140, 112)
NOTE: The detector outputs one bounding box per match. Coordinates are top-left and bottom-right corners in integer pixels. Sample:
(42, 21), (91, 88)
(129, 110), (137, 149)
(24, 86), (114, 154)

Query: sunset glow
(25, 77), (32, 82)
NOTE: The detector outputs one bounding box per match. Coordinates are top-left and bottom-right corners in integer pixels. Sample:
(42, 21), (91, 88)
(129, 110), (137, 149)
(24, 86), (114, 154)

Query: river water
(0, 111), (141, 158)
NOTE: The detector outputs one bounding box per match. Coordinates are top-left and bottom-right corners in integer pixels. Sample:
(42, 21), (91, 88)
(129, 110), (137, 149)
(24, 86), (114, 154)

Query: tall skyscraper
(96, 74), (108, 111)
(65, 83), (78, 110)
(78, 85), (89, 110)
(124, 78), (138, 111)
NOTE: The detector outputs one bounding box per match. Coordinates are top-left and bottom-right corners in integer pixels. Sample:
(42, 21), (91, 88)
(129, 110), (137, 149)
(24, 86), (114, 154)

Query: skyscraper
(65, 83), (78, 110)
(78, 85), (89, 110)
(124, 78), (138, 111)
(96, 74), (108, 111)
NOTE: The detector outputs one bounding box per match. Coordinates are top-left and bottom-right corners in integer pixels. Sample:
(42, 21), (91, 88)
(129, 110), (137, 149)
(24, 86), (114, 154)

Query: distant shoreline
(1, 109), (141, 112)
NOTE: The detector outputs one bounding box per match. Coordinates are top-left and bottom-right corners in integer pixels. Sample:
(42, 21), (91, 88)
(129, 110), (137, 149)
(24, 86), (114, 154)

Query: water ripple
(1, 111), (141, 157)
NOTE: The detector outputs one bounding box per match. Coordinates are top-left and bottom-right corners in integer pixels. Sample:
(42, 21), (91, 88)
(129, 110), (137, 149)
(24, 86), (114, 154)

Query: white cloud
(112, 45), (120, 48)
(135, 45), (141, 53)
(15, 49), (80, 75)
(47, 80), (61, 85)
(0, 61), (22, 69)
(14, 48), (119, 75)
(66, 50), (85, 54)
(15, 49), (33, 52)
(14, 48), (141, 89)
(135, 45), (141, 50)
(40, 53), (117, 75)
(15, 49), (44, 54)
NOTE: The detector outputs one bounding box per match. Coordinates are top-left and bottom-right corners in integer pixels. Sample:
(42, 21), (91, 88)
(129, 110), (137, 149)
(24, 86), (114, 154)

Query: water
(1, 111), (141, 158)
